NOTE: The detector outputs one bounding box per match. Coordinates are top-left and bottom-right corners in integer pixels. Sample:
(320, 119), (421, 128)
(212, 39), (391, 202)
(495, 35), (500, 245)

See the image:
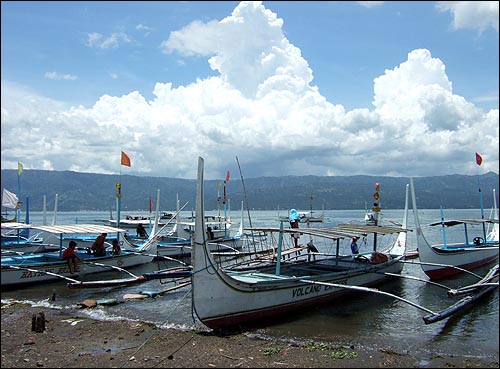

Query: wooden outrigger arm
(299, 262), (499, 325)
(81, 260), (139, 278)
(400, 259), (484, 279)
(299, 279), (436, 315)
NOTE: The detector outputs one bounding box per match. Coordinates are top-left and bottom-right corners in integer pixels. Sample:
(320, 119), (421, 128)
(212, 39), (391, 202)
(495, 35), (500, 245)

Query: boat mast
(17, 162), (23, 222)
(51, 194), (58, 226)
(439, 206), (448, 248)
(372, 183), (381, 251)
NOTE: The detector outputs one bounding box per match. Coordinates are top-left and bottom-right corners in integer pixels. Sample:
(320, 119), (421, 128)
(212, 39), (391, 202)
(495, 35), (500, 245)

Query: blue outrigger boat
(1, 223), (157, 288)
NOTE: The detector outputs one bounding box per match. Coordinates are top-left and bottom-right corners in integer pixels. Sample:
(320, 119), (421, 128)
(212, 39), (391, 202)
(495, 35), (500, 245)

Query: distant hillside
(1, 169), (498, 212)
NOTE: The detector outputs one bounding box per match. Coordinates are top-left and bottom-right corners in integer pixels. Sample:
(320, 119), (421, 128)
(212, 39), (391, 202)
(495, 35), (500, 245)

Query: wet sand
(1, 302), (498, 368)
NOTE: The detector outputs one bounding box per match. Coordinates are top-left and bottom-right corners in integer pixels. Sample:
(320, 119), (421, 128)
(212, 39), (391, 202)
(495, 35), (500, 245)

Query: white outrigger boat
(190, 157), (412, 330)
(410, 177), (499, 280)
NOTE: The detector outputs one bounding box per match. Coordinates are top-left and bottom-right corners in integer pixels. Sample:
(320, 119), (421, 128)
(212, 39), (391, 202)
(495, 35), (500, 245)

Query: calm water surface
(2, 209), (498, 363)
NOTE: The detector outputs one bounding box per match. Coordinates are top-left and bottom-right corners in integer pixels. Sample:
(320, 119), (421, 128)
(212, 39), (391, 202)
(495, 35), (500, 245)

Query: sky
(1, 1), (499, 180)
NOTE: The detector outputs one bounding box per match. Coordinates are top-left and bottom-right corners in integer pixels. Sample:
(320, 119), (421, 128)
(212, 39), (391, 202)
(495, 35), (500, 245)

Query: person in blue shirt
(289, 209), (301, 247)
(350, 236), (359, 256)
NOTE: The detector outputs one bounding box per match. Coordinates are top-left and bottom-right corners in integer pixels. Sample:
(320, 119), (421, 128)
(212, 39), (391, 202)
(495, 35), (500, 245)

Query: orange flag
(225, 170), (230, 183)
(121, 151), (131, 167)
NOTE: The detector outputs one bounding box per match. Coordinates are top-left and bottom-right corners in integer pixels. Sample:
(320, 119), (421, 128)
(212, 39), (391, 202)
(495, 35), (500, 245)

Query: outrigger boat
(190, 157), (412, 330)
(1, 223), (158, 288)
(410, 177), (499, 280)
(1, 189), (164, 288)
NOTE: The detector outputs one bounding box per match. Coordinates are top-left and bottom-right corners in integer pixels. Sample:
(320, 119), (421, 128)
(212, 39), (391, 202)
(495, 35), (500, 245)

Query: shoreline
(1, 302), (498, 368)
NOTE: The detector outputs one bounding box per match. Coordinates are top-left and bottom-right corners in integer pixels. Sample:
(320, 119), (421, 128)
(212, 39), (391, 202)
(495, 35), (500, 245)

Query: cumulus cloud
(437, 1), (499, 33)
(1, 1), (498, 179)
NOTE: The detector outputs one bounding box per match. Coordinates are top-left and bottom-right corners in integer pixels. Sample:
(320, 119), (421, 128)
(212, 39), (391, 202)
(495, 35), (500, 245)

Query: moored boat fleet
(1, 157), (498, 331)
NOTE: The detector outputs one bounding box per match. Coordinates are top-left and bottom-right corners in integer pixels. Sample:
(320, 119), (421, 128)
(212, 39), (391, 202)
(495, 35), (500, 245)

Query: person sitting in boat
(61, 240), (81, 274)
(350, 236), (359, 257)
(289, 209), (301, 247)
(137, 223), (148, 238)
(206, 226), (215, 240)
(111, 239), (121, 255)
(92, 233), (107, 257)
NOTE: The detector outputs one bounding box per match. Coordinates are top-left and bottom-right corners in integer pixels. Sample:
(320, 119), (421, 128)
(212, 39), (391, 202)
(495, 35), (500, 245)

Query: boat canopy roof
(1, 222), (30, 229)
(429, 219), (499, 227)
(1, 223), (126, 234)
(178, 220), (236, 227)
(245, 224), (410, 241)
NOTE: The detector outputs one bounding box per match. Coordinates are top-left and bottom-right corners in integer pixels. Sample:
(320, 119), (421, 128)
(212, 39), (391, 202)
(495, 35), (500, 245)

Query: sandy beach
(1, 302), (498, 368)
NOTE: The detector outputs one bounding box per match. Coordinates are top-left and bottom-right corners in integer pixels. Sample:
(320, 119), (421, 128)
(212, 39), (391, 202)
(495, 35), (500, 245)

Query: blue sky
(1, 1), (499, 180)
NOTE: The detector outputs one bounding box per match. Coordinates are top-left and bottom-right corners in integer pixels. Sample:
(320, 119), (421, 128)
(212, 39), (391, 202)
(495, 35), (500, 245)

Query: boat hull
(193, 260), (403, 329)
(1, 243), (156, 288)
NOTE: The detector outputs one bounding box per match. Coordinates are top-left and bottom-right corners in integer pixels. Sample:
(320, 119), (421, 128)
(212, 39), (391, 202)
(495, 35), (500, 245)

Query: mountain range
(1, 169), (498, 212)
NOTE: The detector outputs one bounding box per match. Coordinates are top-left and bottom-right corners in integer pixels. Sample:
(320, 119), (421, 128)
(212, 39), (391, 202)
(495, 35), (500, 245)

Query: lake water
(1, 209), (498, 363)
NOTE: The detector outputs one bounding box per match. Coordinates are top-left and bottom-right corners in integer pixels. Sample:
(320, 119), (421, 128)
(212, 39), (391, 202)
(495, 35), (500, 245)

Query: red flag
(149, 197), (153, 213)
(121, 151), (131, 167)
(225, 170), (230, 183)
(475, 152), (482, 166)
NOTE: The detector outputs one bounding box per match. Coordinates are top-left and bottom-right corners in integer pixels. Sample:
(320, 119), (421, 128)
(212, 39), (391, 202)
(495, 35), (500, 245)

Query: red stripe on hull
(424, 255), (498, 280)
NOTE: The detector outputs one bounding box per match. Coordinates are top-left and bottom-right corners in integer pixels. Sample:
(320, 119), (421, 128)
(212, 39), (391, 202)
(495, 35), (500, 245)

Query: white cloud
(357, 2), (384, 9)
(85, 31), (131, 49)
(136, 23), (153, 36)
(436, 1), (499, 33)
(45, 72), (78, 81)
(1, 1), (499, 179)
(161, 1), (308, 99)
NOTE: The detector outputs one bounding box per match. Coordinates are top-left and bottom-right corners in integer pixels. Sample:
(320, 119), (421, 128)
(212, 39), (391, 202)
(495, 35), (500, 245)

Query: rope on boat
(118, 281), (194, 368)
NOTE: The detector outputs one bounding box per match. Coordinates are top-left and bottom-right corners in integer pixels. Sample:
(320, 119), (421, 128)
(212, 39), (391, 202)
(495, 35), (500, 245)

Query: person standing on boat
(289, 209), (301, 247)
(92, 233), (107, 257)
(61, 240), (81, 274)
(350, 237), (359, 256)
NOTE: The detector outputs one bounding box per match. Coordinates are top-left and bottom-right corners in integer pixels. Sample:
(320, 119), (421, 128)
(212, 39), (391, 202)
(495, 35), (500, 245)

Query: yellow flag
(17, 162), (23, 175)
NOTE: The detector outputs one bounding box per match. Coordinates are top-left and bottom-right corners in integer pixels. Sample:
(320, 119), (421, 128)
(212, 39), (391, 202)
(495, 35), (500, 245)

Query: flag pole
(117, 151), (131, 239)
(477, 176), (487, 241)
(116, 154), (123, 234)
(475, 153), (486, 241)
